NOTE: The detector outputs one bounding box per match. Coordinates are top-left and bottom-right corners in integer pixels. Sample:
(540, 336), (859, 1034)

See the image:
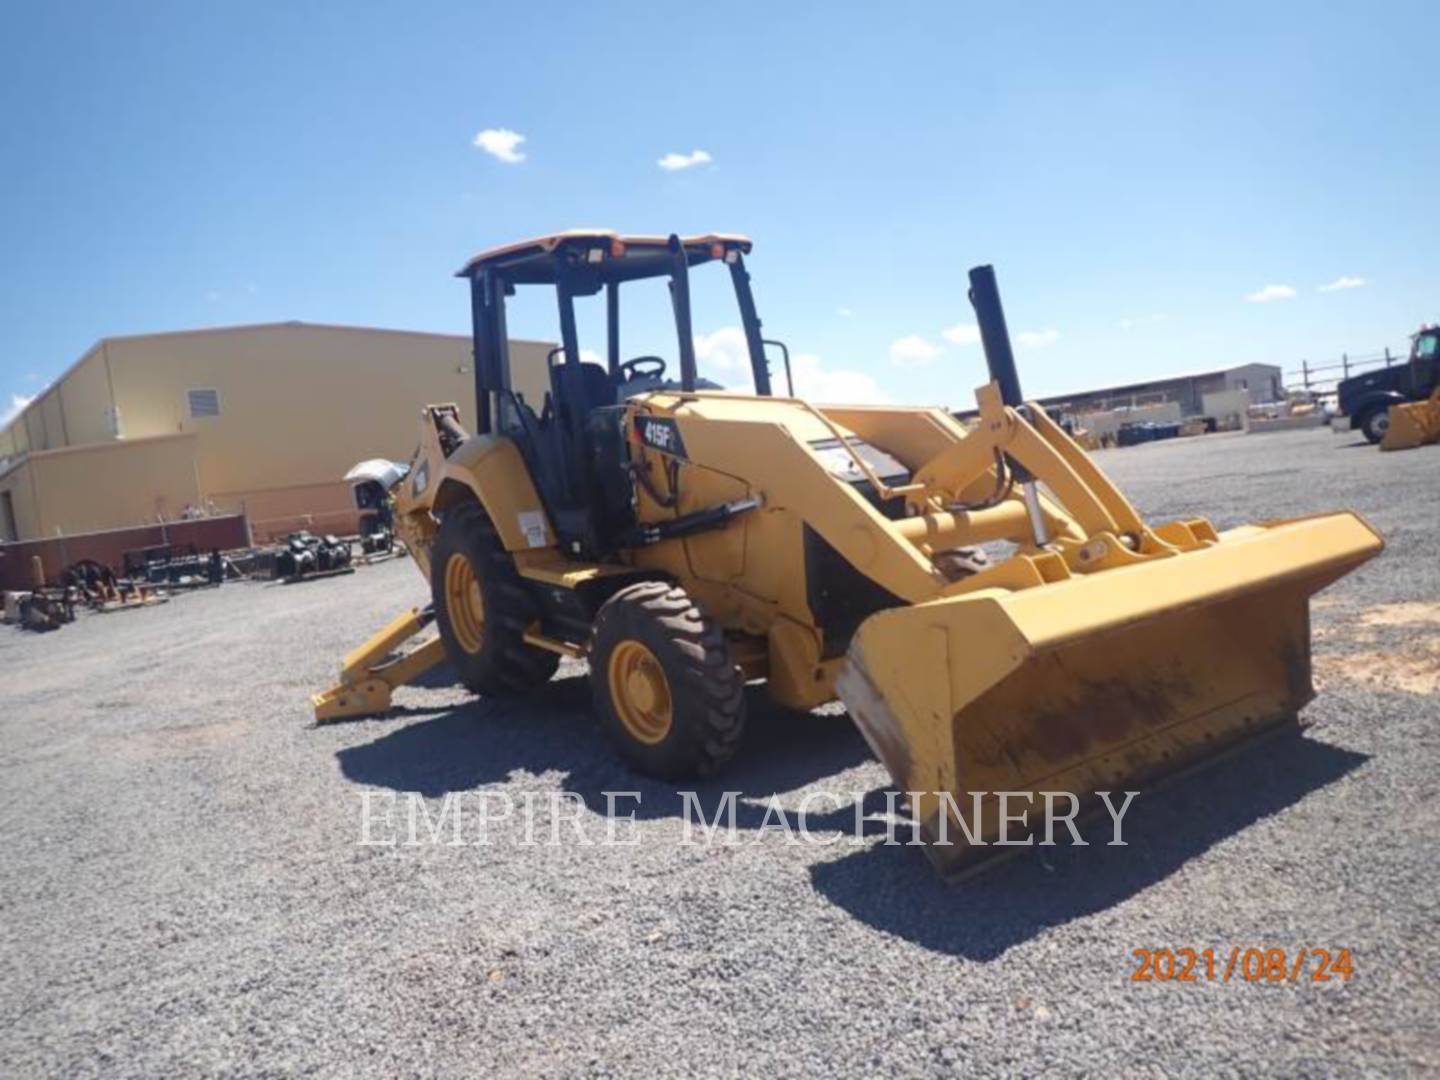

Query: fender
(432, 435), (556, 552)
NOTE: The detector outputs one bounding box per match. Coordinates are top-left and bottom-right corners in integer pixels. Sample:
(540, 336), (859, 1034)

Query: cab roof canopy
(456, 230), (753, 286)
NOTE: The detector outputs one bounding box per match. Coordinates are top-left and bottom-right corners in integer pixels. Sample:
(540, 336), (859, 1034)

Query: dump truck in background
(1338, 325), (1439, 445)
(315, 231), (1383, 876)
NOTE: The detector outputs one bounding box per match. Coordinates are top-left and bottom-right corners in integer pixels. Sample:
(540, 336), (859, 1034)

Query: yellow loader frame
(314, 233), (1383, 876)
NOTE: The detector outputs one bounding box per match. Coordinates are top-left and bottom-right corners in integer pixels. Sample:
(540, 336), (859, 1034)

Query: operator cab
(456, 231), (785, 559)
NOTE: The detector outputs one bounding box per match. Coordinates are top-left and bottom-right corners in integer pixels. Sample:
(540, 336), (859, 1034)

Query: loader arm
(821, 266), (1385, 875)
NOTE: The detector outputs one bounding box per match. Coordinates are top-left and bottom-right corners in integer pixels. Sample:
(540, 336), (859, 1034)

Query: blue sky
(2, 1), (1436, 418)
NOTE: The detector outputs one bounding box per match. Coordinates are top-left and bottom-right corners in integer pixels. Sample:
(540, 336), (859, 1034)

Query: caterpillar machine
(314, 231), (1383, 875)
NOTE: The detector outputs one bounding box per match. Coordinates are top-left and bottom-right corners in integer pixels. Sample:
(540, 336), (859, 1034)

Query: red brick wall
(0, 515), (250, 590)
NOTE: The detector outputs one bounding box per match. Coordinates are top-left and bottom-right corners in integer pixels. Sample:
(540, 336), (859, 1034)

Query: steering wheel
(619, 356), (667, 381)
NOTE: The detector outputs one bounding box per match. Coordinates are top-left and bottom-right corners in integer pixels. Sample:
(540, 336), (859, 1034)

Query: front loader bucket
(835, 512), (1382, 877)
(1380, 394), (1440, 451)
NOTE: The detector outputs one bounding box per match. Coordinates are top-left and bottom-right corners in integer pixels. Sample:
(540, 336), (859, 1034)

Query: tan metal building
(0, 322), (550, 543)
(1030, 362), (1284, 417)
(952, 362), (1284, 423)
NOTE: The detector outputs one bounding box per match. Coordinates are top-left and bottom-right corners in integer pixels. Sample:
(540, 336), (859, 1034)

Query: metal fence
(1284, 347), (1405, 401)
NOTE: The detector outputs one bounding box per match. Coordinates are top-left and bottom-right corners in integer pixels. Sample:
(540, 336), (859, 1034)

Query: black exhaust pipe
(967, 264), (1023, 408)
(967, 263), (1050, 546)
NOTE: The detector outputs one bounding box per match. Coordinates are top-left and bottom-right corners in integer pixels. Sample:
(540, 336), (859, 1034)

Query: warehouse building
(1, 331), (1288, 546)
(1037, 362), (1283, 417)
(953, 362), (1283, 421)
(0, 322), (550, 543)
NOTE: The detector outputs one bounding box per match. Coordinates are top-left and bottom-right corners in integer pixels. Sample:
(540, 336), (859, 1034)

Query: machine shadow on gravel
(808, 732), (1368, 960)
(334, 677), (1368, 962)
(334, 673), (873, 809)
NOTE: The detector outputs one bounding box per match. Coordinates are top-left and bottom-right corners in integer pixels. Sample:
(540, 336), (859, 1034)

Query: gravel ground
(2, 426), (1437, 1077)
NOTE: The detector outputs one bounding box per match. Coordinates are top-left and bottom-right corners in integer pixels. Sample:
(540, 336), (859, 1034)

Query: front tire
(589, 582), (746, 780)
(1360, 407), (1390, 445)
(431, 502), (558, 696)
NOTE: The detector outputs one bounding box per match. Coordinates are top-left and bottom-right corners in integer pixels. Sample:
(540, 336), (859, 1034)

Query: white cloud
(692, 327), (887, 402)
(579, 348), (604, 367)
(473, 128), (527, 164)
(1015, 329), (1060, 349)
(836, 306), (854, 318)
(693, 327), (749, 376)
(889, 334), (942, 366)
(941, 322), (981, 346)
(1318, 275), (1366, 292)
(1117, 313), (1166, 330)
(790, 352), (891, 404)
(657, 149), (712, 171)
(3, 393), (34, 426)
(1245, 284), (1296, 303)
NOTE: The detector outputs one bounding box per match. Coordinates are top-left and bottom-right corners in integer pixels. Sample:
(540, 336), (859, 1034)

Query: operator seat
(551, 360), (617, 420)
(537, 359), (623, 557)
(579, 361), (617, 409)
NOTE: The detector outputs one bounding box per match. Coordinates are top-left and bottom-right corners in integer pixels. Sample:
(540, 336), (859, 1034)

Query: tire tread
(432, 502), (558, 696)
(590, 580), (746, 778)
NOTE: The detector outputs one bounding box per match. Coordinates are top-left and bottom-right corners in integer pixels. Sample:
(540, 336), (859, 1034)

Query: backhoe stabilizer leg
(311, 607), (447, 723)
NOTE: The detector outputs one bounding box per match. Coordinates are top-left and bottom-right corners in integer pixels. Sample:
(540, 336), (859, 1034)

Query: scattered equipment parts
(274, 532), (354, 581)
(59, 559), (166, 612)
(3, 552), (165, 632)
(5, 587), (77, 632)
(314, 230), (1383, 876)
(124, 544), (232, 588)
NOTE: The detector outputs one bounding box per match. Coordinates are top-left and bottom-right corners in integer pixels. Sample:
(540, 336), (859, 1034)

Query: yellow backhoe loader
(314, 231), (1383, 875)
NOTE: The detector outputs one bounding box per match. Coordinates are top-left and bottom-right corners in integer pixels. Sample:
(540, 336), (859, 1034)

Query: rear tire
(1360, 407), (1390, 444)
(431, 502), (558, 696)
(589, 582), (746, 780)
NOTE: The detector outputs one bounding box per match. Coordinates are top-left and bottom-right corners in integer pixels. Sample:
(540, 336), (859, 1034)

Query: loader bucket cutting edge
(834, 511), (1383, 877)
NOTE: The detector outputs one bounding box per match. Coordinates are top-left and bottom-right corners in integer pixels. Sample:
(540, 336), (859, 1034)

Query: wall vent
(186, 388), (221, 419)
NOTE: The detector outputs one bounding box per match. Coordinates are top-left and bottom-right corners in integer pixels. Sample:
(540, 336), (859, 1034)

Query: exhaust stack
(969, 264), (1050, 547)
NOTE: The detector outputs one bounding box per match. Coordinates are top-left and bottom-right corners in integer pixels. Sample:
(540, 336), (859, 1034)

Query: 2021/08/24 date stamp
(1131, 947), (1355, 983)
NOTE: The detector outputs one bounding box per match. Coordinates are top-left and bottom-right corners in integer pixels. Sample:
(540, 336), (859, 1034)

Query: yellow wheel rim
(443, 552), (485, 654)
(607, 640), (672, 745)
